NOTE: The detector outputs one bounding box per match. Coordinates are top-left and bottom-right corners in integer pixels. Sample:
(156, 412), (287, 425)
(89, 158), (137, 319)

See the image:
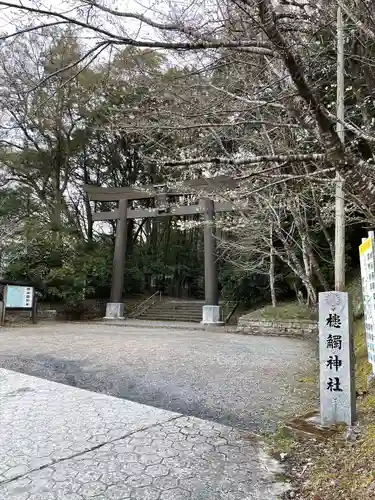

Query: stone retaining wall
(4, 307), (58, 324)
(236, 313), (318, 339)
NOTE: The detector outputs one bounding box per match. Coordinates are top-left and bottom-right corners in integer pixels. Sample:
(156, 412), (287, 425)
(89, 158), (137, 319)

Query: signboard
(5, 285), (34, 309)
(359, 231), (375, 374)
(319, 291), (356, 426)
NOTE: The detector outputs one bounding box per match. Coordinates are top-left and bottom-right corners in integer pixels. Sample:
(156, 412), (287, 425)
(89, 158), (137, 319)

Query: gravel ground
(0, 322), (317, 432)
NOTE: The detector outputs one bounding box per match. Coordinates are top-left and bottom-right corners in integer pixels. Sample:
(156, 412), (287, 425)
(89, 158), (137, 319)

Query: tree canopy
(0, 1), (372, 310)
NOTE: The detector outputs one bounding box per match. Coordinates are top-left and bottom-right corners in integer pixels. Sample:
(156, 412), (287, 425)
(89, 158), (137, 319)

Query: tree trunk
(269, 226), (277, 307)
(306, 241), (330, 291)
(52, 187), (62, 233)
(274, 238), (317, 305)
(83, 162), (93, 242)
(302, 236), (311, 281)
(126, 218), (134, 258)
(310, 184), (334, 259)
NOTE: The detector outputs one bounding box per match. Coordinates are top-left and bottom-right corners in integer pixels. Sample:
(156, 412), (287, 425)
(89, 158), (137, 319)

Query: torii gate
(84, 176), (239, 324)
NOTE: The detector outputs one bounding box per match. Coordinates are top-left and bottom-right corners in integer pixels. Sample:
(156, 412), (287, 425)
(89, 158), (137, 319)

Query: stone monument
(319, 291), (356, 426)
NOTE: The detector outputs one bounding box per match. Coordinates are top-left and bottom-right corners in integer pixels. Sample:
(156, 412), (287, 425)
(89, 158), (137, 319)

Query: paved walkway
(0, 323), (316, 432)
(0, 369), (288, 500)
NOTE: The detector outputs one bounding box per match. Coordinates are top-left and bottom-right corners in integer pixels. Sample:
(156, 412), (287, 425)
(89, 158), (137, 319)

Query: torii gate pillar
(200, 198), (222, 325)
(105, 199), (128, 319)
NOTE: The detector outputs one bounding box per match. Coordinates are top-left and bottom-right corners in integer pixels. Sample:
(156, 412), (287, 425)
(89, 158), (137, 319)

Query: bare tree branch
(120, 121), (301, 131)
(338, 0), (375, 39)
(0, 21), (68, 40)
(27, 41), (110, 92)
(83, 0), (274, 49)
(164, 153), (326, 167)
(0, 1), (277, 54)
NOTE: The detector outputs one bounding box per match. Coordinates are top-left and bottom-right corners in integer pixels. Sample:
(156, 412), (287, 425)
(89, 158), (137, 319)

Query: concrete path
(0, 369), (288, 500)
(0, 322), (316, 432)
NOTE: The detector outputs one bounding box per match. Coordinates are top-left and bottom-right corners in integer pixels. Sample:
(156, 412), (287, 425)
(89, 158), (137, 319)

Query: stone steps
(135, 300), (204, 323)
(139, 314), (202, 320)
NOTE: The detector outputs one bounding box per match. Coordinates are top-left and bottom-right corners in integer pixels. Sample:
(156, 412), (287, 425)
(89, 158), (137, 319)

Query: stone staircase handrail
(128, 291), (162, 318)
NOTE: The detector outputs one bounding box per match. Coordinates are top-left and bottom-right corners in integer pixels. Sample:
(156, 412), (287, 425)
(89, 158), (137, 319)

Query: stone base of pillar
(104, 302), (125, 320)
(201, 305), (223, 325)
